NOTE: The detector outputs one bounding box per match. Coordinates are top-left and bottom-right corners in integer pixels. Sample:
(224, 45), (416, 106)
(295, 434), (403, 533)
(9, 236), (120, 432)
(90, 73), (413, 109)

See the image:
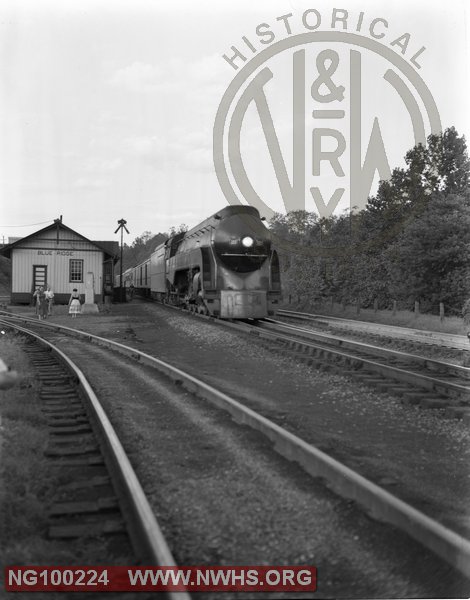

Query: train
(115, 205), (281, 318)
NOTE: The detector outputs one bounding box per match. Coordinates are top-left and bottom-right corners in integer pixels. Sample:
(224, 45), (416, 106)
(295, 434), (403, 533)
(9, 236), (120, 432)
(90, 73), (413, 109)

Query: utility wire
(1, 219), (54, 228)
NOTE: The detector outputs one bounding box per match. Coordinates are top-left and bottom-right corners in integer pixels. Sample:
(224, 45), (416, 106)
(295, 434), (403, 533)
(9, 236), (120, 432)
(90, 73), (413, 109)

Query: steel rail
(255, 319), (470, 400)
(267, 318), (469, 375)
(2, 313), (470, 579)
(278, 309), (470, 351)
(1, 317), (191, 600)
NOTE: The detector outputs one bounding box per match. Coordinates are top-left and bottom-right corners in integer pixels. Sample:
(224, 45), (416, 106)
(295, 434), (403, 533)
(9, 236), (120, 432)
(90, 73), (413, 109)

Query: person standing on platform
(37, 287), (48, 320)
(45, 285), (54, 316)
(32, 286), (40, 315)
(68, 288), (81, 318)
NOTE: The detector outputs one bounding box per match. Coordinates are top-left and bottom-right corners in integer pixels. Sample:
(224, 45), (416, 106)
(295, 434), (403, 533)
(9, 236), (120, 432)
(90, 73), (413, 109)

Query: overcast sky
(1, 0), (469, 245)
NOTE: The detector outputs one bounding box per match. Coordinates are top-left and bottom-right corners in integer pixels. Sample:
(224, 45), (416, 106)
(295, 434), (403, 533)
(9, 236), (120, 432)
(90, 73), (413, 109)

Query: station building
(0, 218), (119, 304)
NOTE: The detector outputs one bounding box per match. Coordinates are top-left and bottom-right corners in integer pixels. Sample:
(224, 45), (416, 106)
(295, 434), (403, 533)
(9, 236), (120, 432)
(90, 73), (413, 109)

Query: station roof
(0, 221), (119, 262)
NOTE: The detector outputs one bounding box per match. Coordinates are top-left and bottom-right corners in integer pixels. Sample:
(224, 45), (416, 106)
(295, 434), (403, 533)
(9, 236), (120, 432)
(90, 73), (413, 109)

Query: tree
(424, 127), (470, 195)
(367, 127), (470, 221)
(272, 127), (470, 312)
(386, 192), (470, 308)
(168, 224), (188, 237)
(122, 231), (166, 270)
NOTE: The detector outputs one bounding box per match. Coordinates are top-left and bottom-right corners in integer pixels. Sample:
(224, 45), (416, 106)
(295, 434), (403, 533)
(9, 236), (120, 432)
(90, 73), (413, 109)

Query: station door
(32, 265), (47, 289)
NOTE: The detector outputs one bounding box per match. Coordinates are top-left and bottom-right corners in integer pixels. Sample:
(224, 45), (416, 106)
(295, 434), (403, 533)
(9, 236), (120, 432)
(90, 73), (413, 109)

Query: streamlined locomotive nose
(212, 212), (271, 273)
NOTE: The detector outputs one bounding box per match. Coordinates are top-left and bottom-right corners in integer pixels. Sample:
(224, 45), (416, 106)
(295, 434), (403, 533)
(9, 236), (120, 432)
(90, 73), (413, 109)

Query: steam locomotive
(118, 205), (281, 318)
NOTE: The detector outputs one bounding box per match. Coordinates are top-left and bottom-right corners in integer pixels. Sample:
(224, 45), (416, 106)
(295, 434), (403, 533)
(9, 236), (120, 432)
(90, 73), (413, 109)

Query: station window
(104, 261), (112, 285)
(69, 259), (84, 282)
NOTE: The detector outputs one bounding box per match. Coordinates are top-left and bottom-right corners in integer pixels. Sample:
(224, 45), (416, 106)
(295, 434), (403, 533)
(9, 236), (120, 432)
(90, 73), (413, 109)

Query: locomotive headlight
(241, 236), (254, 248)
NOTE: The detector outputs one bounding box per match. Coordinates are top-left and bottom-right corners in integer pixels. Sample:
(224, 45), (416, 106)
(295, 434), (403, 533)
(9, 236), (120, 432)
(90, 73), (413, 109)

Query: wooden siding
(12, 248), (104, 296)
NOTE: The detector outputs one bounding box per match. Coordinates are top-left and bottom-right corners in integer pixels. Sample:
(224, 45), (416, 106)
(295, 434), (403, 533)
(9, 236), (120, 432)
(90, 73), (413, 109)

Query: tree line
(121, 224), (188, 271)
(269, 127), (470, 316)
(119, 128), (469, 318)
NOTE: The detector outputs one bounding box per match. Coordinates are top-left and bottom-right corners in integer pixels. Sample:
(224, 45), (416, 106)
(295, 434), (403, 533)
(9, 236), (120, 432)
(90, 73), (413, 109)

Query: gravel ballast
(7, 301), (470, 598)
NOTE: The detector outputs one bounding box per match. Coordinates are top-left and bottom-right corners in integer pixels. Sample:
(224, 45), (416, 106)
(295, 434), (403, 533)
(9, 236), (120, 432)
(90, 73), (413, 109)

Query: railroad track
(1, 317), (189, 600)
(277, 309), (470, 351)
(2, 312), (470, 585)
(30, 296), (470, 408)
(230, 317), (470, 415)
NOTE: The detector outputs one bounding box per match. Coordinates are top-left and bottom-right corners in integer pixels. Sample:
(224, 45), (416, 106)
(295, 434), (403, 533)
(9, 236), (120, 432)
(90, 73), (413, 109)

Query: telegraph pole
(114, 218), (129, 303)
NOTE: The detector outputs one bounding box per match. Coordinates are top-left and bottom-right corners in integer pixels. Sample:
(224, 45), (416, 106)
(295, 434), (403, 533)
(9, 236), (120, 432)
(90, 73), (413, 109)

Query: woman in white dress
(68, 288), (81, 318)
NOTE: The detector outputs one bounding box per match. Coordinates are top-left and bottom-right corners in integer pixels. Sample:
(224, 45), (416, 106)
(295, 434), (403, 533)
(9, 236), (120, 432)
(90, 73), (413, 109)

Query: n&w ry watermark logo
(213, 8), (441, 222)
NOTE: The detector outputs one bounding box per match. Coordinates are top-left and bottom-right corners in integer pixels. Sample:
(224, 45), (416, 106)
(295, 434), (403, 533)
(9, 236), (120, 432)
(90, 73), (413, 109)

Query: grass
(0, 333), (130, 574)
(283, 301), (467, 335)
(0, 334), (58, 565)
